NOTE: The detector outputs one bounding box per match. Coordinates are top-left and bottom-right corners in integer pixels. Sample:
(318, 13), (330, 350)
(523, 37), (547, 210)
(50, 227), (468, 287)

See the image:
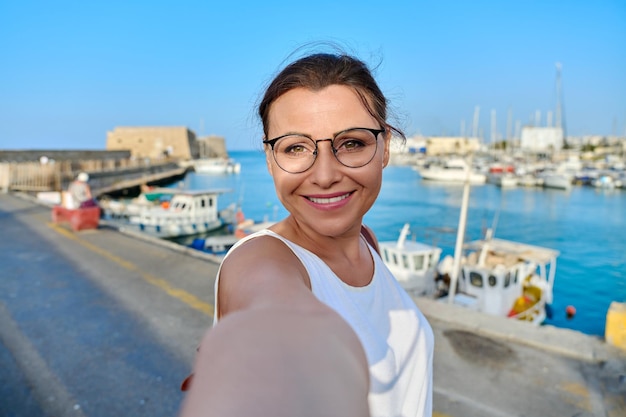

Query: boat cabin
(379, 224), (442, 295)
(449, 237), (559, 322)
(130, 188), (232, 238)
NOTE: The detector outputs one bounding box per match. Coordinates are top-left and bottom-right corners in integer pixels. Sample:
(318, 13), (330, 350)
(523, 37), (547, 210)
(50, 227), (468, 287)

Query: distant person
(67, 172), (96, 209)
(179, 49), (434, 417)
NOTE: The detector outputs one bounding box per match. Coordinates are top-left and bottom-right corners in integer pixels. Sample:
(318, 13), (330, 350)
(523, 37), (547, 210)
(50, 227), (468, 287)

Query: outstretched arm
(178, 236), (371, 417)
(179, 307), (370, 417)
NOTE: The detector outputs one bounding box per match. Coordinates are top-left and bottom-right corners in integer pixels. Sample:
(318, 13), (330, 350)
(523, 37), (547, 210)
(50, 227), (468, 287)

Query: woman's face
(265, 85), (390, 237)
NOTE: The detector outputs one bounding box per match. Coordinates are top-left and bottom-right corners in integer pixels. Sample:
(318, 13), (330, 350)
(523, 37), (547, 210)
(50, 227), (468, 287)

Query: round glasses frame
(263, 127), (385, 174)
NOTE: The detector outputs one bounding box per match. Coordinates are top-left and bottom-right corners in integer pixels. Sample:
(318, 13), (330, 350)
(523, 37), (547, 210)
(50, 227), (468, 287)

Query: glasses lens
(333, 129), (379, 168)
(270, 128), (380, 173)
(272, 135), (316, 173)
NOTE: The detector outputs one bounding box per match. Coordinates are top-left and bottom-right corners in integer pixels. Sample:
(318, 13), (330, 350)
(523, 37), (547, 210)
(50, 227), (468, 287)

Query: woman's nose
(309, 140), (342, 185)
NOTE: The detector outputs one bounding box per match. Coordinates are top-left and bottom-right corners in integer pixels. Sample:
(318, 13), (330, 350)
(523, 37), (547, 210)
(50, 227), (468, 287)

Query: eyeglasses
(263, 127), (385, 174)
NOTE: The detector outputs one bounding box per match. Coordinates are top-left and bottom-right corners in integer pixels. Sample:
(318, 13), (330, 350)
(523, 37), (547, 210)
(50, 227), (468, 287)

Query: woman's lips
(306, 192), (352, 204)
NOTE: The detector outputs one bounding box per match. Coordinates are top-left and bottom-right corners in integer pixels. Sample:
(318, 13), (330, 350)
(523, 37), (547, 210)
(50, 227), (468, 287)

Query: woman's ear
(264, 145), (275, 177)
(382, 131), (391, 168)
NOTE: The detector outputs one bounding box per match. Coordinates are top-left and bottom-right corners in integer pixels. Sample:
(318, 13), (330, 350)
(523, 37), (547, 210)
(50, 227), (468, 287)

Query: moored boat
(415, 158), (487, 184)
(538, 170), (573, 190)
(437, 231), (559, 325)
(379, 223), (442, 296)
(192, 157), (241, 174)
(103, 188), (235, 239)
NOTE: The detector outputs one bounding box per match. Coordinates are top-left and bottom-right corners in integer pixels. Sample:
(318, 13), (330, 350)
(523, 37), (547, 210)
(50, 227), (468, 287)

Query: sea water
(177, 150), (626, 337)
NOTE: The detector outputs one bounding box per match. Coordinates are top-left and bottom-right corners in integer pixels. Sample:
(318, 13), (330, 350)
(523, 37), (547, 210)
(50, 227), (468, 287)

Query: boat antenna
(489, 209), (500, 240)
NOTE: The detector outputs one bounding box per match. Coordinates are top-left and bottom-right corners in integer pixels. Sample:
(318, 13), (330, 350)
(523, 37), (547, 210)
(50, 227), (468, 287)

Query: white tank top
(214, 229), (434, 417)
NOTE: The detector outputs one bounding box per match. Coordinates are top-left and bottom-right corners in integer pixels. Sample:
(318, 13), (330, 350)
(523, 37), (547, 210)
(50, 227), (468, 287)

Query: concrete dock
(1, 192), (624, 417)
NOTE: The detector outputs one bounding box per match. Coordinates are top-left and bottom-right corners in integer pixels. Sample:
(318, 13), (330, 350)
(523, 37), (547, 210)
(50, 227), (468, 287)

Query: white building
(520, 127), (564, 152)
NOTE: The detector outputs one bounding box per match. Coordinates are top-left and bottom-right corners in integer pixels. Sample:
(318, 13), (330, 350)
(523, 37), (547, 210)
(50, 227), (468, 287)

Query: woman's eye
(336, 139), (365, 151)
(285, 144), (307, 154)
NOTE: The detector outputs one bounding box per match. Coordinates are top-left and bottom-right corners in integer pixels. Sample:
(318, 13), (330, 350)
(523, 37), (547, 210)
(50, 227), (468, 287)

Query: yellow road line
(48, 223), (213, 318)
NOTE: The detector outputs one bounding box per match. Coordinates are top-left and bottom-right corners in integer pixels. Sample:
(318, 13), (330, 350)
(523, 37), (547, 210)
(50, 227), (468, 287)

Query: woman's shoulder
(217, 230), (313, 316)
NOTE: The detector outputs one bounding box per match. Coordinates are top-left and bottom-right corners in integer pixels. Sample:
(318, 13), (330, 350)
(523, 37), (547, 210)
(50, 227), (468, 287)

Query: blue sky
(1, 0), (624, 151)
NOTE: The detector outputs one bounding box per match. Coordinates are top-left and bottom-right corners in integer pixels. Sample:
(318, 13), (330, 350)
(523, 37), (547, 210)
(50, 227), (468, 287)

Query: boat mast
(448, 154), (472, 303)
(555, 62), (562, 131)
(472, 106), (480, 139)
(555, 62), (567, 147)
(491, 109), (497, 147)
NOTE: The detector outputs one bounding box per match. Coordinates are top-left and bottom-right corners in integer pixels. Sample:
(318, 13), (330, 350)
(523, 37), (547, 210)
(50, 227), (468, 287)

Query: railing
(0, 158), (186, 195)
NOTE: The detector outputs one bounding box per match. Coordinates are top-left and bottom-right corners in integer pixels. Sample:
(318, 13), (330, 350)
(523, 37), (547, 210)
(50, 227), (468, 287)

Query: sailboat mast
(555, 62), (562, 130)
(472, 106), (480, 139)
(555, 62), (568, 147)
(491, 109), (497, 146)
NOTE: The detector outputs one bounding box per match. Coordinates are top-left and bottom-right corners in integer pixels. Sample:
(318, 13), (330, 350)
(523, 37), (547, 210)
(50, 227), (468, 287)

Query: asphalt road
(1, 193), (218, 417)
(1, 192), (624, 417)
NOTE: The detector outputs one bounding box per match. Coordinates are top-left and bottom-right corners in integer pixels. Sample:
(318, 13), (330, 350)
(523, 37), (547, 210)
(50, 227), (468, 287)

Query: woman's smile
(303, 191), (354, 210)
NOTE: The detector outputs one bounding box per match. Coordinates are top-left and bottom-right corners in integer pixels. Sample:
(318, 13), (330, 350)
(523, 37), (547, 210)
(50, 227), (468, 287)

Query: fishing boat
(379, 223), (442, 296)
(121, 188), (234, 239)
(435, 157), (559, 325)
(437, 230), (559, 325)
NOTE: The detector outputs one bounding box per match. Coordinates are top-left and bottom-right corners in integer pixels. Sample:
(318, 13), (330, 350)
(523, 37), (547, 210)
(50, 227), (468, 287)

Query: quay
(0, 192), (624, 417)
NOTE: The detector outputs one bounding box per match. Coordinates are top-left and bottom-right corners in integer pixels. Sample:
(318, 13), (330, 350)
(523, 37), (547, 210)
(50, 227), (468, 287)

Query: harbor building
(423, 136), (481, 156)
(520, 126), (564, 152)
(106, 126), (201, 160)
(197, 135), (229, 158)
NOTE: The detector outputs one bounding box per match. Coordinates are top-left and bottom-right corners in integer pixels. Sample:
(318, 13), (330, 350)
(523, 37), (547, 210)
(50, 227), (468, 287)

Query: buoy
(566, 305), (576, 319)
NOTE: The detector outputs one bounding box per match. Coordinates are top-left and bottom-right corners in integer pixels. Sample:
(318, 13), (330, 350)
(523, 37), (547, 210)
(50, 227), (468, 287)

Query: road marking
(48, 223), (214, 318)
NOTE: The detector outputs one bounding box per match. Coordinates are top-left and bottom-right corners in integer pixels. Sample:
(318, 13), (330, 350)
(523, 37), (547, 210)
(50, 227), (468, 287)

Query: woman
(180, 52), (434, 417)
(67, 172), (95, 208)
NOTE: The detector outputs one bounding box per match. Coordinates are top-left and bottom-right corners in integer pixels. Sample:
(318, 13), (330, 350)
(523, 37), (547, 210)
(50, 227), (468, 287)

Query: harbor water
(174, 150), (626, 338)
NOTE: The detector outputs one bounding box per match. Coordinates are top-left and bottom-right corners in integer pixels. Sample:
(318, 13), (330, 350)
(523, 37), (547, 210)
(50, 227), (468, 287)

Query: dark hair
(258, 53), (404, 140)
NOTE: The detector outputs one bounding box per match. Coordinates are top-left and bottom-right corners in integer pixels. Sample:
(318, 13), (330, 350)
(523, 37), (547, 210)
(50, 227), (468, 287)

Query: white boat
(486, 163), (517, 188)
(415, 158), (486, 184)
(99, 194), (162, 219)
(592, 174), (617, 189)
(539, 170), (573, 190)
(487, 173), (518, 188)
(538, 156), (582, 190)
(379, 223), (442, 296)
(192, 157), (241, 174)
(516, 173), (543, 187)
(431, 157), (559, 325)
(127, 189), (233, 239)
(437, 232), (559, 325)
